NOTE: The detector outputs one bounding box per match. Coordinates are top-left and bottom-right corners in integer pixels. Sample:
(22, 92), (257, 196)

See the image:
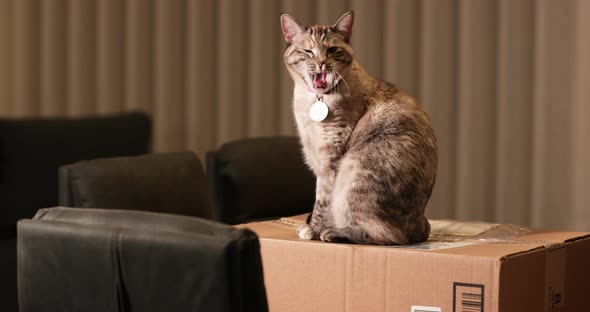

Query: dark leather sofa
(7, 132), (315, 311)
(17, 207), (268, 312)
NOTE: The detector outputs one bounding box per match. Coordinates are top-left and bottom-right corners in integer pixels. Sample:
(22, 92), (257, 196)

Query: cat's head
(281, 11), (354, 95)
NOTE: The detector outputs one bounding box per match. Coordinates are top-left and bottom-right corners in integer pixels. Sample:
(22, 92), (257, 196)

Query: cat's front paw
(296, 224), (317, 240)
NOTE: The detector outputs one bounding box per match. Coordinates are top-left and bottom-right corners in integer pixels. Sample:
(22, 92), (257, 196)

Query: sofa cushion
(207, 136), (315, 224)
(59, 152), (211, 218)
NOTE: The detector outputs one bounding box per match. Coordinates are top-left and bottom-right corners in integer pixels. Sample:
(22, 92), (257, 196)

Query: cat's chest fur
(293, 90), (366, 175)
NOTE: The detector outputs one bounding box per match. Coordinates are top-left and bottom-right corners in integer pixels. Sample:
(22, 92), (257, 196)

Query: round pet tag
(309, 100), (329, 122)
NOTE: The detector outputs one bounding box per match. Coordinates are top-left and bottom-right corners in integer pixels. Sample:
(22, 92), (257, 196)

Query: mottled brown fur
(281, 11), (437, 245)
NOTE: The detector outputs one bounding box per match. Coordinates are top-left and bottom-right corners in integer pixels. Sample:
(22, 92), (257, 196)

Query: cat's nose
(319, 61), (327, 71)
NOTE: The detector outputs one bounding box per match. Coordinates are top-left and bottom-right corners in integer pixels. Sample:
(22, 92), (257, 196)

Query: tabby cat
(281, 11), (437, 245)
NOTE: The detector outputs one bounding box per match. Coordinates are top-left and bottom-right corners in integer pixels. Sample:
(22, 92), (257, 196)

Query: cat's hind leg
(319, 227), (371, 244)
(319, 223), (408, 245)
(329, 155), (410, 245)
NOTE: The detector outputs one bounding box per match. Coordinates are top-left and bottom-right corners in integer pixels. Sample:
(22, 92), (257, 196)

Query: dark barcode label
(453, 282), (484, 312)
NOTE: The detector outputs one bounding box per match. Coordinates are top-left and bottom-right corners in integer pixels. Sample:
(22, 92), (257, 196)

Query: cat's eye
(327, 47), (338, 53)
(303, 49), (313, 56)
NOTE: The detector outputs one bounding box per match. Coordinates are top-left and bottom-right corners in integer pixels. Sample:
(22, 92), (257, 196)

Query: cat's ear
(333, 11), (354, 42)
(281, 14), (304, 45)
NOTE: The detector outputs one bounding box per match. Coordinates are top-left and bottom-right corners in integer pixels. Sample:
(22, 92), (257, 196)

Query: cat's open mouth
(313, 72), (327, 89)
(312, 72), (331, 94)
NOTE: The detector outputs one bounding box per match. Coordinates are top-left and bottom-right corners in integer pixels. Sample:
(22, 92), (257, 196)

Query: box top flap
(237, 214), (590, 259)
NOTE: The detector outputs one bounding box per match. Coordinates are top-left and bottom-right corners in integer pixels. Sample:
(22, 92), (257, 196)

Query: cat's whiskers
(333, 70), (351, 96)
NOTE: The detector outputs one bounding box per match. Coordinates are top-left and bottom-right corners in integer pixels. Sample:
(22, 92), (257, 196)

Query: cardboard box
(238, 215), (590, 312)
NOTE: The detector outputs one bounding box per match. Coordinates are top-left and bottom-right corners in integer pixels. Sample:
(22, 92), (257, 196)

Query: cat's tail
(403, 215), (430, 244)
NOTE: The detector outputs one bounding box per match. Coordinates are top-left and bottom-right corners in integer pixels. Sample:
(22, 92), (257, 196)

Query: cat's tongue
(313, 72), (327, 89)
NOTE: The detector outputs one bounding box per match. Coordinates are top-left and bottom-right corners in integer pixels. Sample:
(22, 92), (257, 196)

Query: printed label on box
(453, 282), (484, 312)
(411, 305), (441, 312)
(545, 247), (566, 311)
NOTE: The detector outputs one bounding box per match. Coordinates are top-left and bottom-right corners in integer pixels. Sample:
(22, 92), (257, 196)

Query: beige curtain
(0, 0), (588, 230)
